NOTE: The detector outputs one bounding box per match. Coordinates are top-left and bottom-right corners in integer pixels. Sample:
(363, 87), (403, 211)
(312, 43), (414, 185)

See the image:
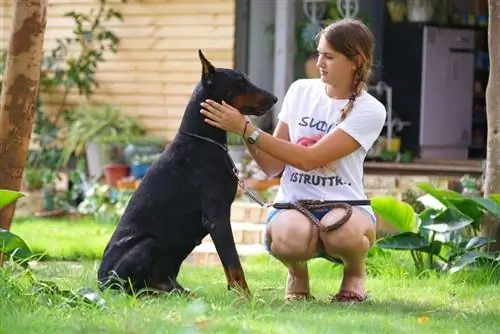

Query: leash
(178, 131), (370, 232)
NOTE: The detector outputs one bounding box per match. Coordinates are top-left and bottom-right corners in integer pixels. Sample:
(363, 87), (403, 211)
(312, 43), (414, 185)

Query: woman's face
(316, 35), (357, 87)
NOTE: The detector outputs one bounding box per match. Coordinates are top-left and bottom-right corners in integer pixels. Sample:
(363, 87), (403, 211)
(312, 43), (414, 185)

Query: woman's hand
(200, 100), (248, 135)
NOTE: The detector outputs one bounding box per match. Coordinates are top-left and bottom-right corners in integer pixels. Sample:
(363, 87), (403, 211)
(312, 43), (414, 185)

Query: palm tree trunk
(482, 0), (500, 251)
(0, 0), (48, 231)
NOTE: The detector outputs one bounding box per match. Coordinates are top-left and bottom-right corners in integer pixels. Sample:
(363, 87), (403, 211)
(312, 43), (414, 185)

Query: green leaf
(447, 198), (485, 227)
(417, 183), (464, 205)
(420, 240), (442, 256)
(449, 251), (498, 273)
(377, 232), (429, 250)
(489, 194), (500, 203)
(465, 236), (496, 250)
(421, 220), (472, 233)
(370, 196), (417, 232)
(0, 228), (33, 266)
(470, 197), (500, 217)
(0, 189), (26, 210)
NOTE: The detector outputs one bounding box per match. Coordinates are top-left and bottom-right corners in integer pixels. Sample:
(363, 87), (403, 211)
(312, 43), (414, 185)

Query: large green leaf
(0, 228), (33, 266)
(449, 250), (499, 273)
(416, 183), (463, 205)
(370, 196), (416, 232)
(470, 197), (500, 217)
(377, 232), (429, 250)
(417, 183), (485, 227)
(465, 236), (496, 250)
(0, 189), (26, 210)
(447, 198), (485, 228)
(489, 194), (500, 203)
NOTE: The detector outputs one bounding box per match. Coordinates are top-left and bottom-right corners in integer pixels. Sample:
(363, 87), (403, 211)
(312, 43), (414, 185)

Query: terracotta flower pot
(104, 163), (130, 187)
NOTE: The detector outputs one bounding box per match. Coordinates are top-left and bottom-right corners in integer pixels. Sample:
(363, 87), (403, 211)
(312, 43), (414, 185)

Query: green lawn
(2, 218), (500, 333)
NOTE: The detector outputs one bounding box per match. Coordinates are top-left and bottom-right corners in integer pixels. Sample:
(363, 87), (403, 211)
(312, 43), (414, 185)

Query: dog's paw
(227, 283), (251, 298)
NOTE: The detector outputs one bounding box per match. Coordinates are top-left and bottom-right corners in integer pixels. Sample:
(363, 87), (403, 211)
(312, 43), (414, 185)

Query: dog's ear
(198, 49), (215, 86)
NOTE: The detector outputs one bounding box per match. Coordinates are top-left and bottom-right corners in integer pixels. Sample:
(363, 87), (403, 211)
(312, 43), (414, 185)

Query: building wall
(0, 0), (236, 141)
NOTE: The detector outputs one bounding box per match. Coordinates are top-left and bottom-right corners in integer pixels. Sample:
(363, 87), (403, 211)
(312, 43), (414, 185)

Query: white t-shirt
(273, 78), (387, 206)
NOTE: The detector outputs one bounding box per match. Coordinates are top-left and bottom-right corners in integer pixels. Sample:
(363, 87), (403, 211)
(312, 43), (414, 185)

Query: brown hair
(316, 18), (374, 121)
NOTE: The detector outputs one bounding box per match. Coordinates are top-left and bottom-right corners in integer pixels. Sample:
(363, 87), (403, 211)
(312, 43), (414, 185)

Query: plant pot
(130, 162), (152, 179)
(104, 163), (130, 187)
(85, 141), (111, 178)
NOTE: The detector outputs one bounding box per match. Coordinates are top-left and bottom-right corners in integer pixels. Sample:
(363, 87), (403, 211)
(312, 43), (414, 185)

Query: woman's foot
(284, 261), (313, 301)
(332, 273), (367, 303)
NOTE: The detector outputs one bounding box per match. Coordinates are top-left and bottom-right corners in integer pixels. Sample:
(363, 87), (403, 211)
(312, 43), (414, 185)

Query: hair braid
(339, 67), (365, 122)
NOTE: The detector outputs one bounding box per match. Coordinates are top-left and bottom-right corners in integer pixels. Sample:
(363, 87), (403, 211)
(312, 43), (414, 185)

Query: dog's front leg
(202, 204), (250, 295)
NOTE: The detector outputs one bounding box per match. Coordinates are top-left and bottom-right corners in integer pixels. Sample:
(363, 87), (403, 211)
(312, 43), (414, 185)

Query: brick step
(202, 222), (266, 245)
(185, 243), (266, 266)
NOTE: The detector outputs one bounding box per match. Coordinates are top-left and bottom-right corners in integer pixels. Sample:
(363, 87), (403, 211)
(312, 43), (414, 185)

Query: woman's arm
(244, 122), (360, 172)
(243, 121), (289, 178)
(200, 99), (386, 173)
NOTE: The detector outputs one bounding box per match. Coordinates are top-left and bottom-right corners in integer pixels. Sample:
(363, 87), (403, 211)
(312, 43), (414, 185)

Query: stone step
(202, 222), (266, 245)
(185, 243), (266, 266)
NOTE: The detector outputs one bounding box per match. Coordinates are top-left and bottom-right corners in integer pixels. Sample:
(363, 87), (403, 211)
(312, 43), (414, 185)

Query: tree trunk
(0, 0), (47, 231)
(482, 0), (500, 251)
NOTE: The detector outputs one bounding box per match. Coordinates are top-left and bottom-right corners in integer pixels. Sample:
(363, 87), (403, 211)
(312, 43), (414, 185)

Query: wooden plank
(1, 14), (235, 30)
(0, 36), (235, 51)
(44, 24), (235, 40)
(44, 0), (232, 4)
(46, 3), (235, 17)
(88, 72), (202, 84)
(94, 59), (234, 73)
(43, 92), (192, 107)
(104, 49), (233, 62)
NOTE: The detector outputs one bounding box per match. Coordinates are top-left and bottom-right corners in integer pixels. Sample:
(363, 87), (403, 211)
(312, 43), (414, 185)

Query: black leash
(178, 131), (371, 232)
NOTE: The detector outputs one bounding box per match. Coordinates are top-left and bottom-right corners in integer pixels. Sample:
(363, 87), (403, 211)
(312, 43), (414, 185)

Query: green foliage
(60, 103), (145, 166)
(77, 183), (133, 224)
(372, 182), (500, 274)
(1, 189), (105, 307)
(0, 190), (33, 267)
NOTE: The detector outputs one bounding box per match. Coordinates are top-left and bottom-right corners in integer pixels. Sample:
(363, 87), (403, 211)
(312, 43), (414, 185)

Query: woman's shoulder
(355, 91), (387, 116)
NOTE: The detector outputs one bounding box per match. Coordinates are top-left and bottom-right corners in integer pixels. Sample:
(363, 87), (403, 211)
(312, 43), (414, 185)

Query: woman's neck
(325, 82), (355, 100)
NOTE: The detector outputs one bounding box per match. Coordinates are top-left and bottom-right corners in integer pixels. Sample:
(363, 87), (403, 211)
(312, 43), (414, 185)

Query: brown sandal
(285, 292), (315, 302)
(331, 290), (367, 303)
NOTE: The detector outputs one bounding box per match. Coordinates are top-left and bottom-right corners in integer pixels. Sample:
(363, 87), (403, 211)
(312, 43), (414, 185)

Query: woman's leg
(318, 206), (376, 301)
(265, 209), (319, 299)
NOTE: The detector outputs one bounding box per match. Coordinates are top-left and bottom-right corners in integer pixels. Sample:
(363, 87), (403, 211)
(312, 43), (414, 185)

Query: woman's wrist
(243, 123), (257, 140)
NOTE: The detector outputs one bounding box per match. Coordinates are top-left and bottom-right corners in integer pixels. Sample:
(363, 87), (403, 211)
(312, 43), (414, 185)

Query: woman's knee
(266, 210), (318, 261)
(318, 206), (375, 259)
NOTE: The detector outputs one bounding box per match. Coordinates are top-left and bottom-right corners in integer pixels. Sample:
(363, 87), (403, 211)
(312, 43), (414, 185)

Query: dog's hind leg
(97, 236), (156, 294)
(152, 242), (198, 296)
(201, 200), (250, 295)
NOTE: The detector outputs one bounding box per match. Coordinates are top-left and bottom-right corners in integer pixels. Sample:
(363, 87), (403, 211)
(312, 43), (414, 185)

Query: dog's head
(198, 49), (278, 116)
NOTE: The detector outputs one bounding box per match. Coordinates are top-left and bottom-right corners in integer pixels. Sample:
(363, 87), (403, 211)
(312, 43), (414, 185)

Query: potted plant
(129, 153), (161, 179)
(60, 103), (145, 179)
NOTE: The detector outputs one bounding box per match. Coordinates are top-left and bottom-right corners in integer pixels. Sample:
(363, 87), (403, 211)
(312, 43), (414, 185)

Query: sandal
(285, 292), (315, 302)
(331, 290), (367, 303)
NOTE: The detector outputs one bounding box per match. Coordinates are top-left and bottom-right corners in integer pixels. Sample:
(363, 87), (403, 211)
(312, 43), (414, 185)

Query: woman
(200, 18), (386, 303)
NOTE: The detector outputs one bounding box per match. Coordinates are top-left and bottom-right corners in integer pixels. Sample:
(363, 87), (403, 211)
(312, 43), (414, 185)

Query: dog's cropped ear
(198, 49), (215, 86)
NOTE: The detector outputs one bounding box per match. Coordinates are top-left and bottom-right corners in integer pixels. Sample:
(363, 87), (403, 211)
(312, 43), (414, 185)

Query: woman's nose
(316, 56), (323, 68)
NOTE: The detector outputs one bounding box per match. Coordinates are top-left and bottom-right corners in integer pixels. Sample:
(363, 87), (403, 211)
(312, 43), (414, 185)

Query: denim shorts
(263, 205), (376, 264)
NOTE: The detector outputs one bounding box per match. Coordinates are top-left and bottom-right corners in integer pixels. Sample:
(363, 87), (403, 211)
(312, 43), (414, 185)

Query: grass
(1, 256), (500, 334)
(3, 217), (500, 333)
(10, 217), (115, 261)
